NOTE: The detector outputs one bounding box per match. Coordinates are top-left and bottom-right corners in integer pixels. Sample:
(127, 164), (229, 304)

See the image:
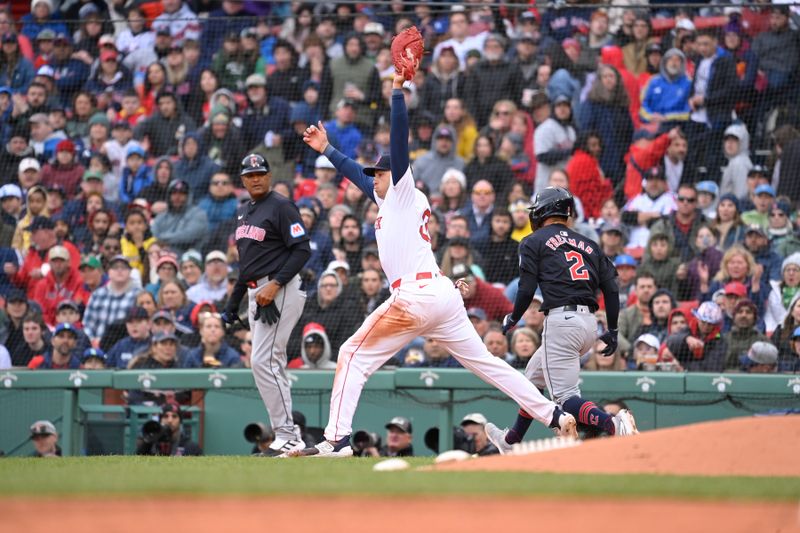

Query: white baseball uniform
(322, 164), (558, 441)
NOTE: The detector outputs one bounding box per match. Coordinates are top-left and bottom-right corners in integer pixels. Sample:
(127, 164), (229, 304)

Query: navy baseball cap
(385, 416), (412, 434)
(56, 300), (80, 313)
(54, 322), (79, 337)
(81, 347), (107, 362)
(126, 306), (149, 321)
(168, 179), (190, 194)
(6, 288), (26, 303)
(152, 331), (178, 343)
(363, 155), (391, 177)
(27, 216), (55, 231)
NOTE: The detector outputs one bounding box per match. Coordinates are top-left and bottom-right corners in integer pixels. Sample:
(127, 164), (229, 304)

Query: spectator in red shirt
(452, 262), (512, 321)
(565, 131), (613, 219)
(31, 245), (88, 327)
(11, 216), (80, 297)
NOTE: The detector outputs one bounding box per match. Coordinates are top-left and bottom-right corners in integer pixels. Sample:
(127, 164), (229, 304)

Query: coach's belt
(391, 271), (443, 290)
(246, 275), (272, 289)
(544, 304), (593, 315)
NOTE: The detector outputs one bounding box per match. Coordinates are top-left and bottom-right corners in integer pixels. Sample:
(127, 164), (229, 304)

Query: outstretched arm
(390, 72), (410, 185)
(303, 121), (376, 203)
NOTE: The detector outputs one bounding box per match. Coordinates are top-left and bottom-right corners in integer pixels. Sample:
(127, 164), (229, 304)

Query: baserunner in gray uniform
(486, 187), (639, 454)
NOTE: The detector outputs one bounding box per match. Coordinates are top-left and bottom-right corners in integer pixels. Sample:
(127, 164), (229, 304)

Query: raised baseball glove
(391, 26), (424, 80)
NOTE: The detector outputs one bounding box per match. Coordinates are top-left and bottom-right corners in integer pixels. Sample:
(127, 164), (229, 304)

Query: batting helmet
(529, 186), (575, 230)
(240, 153), (270, 176)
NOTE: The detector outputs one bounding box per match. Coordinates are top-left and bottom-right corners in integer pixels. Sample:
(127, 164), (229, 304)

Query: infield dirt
(2, 497), (799, 533)
(436, 415), (800, 477)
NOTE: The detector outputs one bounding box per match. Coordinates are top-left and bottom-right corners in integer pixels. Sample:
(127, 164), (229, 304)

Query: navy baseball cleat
(288, 435), (353, 458)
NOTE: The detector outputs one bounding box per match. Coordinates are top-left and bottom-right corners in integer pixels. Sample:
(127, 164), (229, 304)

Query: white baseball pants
(324, 276), (557, 441)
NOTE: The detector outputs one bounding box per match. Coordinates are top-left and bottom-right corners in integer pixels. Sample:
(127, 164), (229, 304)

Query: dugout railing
(0, 369), (798, 456)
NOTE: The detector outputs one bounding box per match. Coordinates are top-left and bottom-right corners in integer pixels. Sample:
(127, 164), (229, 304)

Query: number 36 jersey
(518, 223), (617, 312)
(373, 166), (440, 286)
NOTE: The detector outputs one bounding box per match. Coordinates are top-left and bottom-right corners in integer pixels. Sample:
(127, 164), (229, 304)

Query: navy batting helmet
(240, 153), (270, 176)
(529, 186), (575, 230)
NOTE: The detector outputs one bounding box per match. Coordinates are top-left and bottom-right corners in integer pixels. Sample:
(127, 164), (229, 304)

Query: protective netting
(0, 1), (799, 375)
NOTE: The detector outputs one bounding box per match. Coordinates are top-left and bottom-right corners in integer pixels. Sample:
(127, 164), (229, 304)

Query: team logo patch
(290, 223), (306, 238)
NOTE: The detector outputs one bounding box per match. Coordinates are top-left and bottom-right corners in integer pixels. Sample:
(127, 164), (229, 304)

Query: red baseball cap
(724, 281), (747, 297)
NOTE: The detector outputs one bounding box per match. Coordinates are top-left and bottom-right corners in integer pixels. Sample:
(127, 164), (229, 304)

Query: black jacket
(690, 52), (738, 128)
(464, 60), (523, 127)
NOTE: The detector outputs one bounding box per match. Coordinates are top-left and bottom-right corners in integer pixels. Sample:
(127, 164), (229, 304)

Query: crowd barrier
(1, 369), (798, 456)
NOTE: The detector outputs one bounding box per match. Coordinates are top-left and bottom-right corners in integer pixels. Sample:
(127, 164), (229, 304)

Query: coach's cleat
(556, 412), (578, 440)
(259, 437), (305, 457)
(288, 435), (353, 458)
(484, 423), (514, 455)
(612, 409), (639, 436)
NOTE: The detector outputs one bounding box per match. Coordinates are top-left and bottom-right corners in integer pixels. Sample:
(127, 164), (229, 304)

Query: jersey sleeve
(597, 253), (618, 284)
(389, 89), (416, 208)
(518, 237), (540, 280)
(276, 201), (311, 247)
(323, 145), (376, 203)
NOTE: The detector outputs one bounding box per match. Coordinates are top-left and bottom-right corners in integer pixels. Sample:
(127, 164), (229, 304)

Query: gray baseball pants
(247, 274), (306, 441)
(525, 306), (597, 405)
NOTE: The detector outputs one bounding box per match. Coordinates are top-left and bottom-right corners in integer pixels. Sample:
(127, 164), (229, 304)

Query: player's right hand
(598, 329), (618, 356)
(303, 121), (329, 153)
(221, 310), (247, 331)
(220, 311), (237, 325)
(501, 314), (518, 335)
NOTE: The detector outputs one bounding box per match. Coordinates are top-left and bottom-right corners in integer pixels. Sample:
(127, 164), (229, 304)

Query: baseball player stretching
(221, 154), (311, 457)
(294, 63), (577, 458)
(485, 187), (638, 455)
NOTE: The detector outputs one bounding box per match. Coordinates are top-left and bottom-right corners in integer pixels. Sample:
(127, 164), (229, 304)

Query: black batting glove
(254, 302), (281, 325)
(221, 310), (248, 331)
(598, 329), (618, 356)
(501, 314), (518, 335)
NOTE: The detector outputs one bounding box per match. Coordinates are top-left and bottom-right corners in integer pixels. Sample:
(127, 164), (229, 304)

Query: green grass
(2, 457), (799, 501)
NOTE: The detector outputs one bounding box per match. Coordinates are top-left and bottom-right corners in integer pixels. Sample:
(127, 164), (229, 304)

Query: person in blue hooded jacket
(640, 48), (692, 129)
(118, 145), (152, 204)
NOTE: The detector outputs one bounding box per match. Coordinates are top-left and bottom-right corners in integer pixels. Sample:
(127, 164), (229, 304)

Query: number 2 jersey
(518, 223), (617, 312)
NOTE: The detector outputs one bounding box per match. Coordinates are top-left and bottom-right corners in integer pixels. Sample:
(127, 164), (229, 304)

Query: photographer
(136, 403), (202, 457)
(381, 416), (414, 457)
(459, 413), (499, 456)
(243, 422), (275, 455)
(29, 420), (61, 458)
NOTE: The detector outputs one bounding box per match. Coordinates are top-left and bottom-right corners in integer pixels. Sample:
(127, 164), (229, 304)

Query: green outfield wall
(1, 369), (798, 456)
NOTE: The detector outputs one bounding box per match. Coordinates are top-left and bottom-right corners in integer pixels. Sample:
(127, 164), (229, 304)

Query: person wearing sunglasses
(650, 183), (705, 261)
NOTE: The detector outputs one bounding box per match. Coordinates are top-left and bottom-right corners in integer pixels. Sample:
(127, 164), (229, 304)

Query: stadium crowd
(1, 0), (799, 377)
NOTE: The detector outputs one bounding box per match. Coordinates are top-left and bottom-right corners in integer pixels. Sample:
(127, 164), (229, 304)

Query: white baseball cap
(326, 260), (350, 272)
(635, 333), (660, 350)
(461, 413), (488, 426)
(19, 157), (41, 173)
(204, 250), (227, 264)
(0, 183), (23, 199)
